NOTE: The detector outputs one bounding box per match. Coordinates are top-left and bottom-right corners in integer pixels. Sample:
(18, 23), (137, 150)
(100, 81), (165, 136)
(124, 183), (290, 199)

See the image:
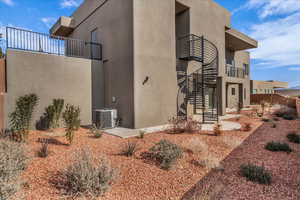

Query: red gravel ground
(19, 114), (262, 200)
(182, 117), (300, 200)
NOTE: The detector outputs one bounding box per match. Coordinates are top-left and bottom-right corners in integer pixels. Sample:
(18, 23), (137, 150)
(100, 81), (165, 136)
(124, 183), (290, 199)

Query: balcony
(225, 28), (258, 51)
(5, 27), (102, 60)
(226, 66), (246, 78)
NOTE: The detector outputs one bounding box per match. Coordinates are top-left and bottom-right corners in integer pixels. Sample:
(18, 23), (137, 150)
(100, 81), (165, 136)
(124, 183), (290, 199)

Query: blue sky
(1, 0), (300, 87)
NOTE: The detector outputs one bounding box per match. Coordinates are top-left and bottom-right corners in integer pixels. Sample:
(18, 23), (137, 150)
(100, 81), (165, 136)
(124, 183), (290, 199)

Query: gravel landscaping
(182, 117), (300, 200)
(9, 113), (263, 200)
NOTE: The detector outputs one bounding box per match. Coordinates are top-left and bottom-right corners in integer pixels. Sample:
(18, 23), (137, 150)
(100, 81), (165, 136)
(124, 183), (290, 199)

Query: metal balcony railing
(5, 27), (102, 60)
(226, 65), (246, 78)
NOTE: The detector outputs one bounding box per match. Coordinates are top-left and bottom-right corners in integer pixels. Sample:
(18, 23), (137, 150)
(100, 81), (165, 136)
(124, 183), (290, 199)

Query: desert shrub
(89, 124), (103, 139)
(139, 130), (145, 139)
(274, 105), (296, 118)
(120, 141), (139, 157)
(213, 123), (222, 136)
(9, 94), (38, 142)
(287, 132), (300, 143)
(168, 117), (185, 134)
(198, 152), (223, 171)
(243, 123), (252, 132)
(185, 138), (208, 154)
(282, 114), (296, 120)
(44, 99), (64, 129)
(265, 141), (292, 153)
(271, 122), (277, 128)
(298, 95), (300, 99)
(273, 117), (279, 121)
(184, 117), (202, 133)
(37, 141), (49, 158)
(63, 148), (117, 197)
(62, 104), (81, 144)
(0, 139), (29, 199)
(222, 136), (242, 149)
(262, 118), (270, 122)
(240, 163), (271, 185)
(149, 139), (183, 170)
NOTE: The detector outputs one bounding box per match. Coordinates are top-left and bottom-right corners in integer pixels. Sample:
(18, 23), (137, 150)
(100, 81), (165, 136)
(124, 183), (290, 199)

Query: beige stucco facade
(48, 0), (258, 128)
(4, 49), (98, 129)
(251, 80), (288, 94)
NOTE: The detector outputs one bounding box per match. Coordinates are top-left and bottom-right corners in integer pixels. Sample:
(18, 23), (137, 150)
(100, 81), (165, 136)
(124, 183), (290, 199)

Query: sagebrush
(149, 139), (183, 170)
(240, 163), (271, 185)
(63, 149), (117, 197)
(63, 104), (81, 144)
(265, 141), (292, 153)
(287, 132), (300, 143)
(9, 94), (38, 142)
(0, 139), (29, 199)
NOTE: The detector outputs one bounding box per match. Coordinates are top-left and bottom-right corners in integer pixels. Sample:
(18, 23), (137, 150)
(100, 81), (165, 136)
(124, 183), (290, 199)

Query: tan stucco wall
(0, 59), (5, 130)
(223, 50), (250, 109)
(4, 49), (94, 129)
(227, 84), (239, 109)
(68, 0), (134, 128)
(58, 0), (254, 127)
(251, 80), (289, 94)
(133, 0), (177, 128)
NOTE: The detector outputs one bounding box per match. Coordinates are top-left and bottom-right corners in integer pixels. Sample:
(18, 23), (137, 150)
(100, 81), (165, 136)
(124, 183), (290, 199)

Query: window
(253, 89), (257, 94)
(232, 88), (236, 95)
(243, 63), (249, 75)
(244, 88), (246, 99)
(90, 28), (100, 60)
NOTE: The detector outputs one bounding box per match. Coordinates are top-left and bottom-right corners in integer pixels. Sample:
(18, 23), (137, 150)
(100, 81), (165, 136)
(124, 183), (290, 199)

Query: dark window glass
(232, 88), (236, 95)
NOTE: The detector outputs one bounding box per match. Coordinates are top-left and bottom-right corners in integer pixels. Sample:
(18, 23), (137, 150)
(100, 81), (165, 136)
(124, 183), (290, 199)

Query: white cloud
(249, 12), (300, 68)
(245, 0), (300, 18)
(288, 67), (300, 71)
(0, 0), (14, 6)
(41, 17), (56, 28)
(60, 0), (82, 8)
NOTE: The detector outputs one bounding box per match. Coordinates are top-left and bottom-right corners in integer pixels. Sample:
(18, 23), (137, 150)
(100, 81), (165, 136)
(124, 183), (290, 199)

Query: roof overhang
(225, 28), (258, 51)
(50, 16), (74, 37)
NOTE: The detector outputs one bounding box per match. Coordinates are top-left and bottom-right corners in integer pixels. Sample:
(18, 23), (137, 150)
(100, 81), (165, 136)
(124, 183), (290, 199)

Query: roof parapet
(50, 16), (75, 37)
(226, 28), (258, 51)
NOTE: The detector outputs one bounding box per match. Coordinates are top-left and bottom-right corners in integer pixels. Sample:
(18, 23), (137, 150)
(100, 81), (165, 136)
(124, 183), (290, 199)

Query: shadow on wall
(35, 115), (51, 131)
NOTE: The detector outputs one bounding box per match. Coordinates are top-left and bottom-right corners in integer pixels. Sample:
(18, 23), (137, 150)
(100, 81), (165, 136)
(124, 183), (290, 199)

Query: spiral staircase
(177, 34), (219, 123)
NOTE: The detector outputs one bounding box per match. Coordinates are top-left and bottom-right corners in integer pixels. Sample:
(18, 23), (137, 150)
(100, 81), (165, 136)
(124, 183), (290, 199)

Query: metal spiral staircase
(177, 34), (219, 123)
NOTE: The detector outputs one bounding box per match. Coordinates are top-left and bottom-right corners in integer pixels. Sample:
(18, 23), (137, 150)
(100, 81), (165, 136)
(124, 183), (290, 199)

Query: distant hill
(289, 86), (300, 90)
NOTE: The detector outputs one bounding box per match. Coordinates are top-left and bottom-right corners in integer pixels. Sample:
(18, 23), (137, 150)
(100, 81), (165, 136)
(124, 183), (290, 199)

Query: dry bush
(243, 123), (252, 132)
(197, 152), (222, 171)
(213, 123), (222, 136)
(62, 148), (117, 198)
(185, 138), (208, 154)
(184, 117), (202, 133)
(120, 141), (139, 157)
(0, 139), (29, 200)
(37, 141), (49, 158)
(168, 117), (201, 134)
(222, 136), (243, 149)
(168, 117), (185, 134)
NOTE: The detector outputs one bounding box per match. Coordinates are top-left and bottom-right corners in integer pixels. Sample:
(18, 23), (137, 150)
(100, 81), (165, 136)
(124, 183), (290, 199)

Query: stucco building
(251, 80), (288, 94)
(1, 0), (257, 129)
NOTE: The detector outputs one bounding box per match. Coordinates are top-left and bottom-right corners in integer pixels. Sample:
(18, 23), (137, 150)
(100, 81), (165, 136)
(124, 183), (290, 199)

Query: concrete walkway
(104, 114), (241, 138)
